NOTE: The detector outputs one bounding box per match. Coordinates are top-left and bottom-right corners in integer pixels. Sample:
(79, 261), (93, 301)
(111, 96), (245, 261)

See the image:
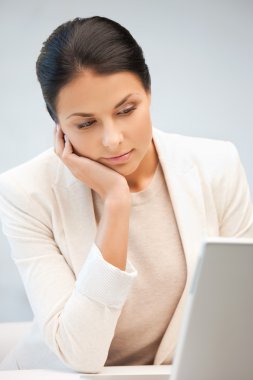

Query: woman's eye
(77, 120), (95, 129)
(118, 107), (136, 115)
(77, 107), (136, 129)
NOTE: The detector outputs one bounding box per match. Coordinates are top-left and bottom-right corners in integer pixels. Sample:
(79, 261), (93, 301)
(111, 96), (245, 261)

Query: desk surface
(0, 365), (172, 379)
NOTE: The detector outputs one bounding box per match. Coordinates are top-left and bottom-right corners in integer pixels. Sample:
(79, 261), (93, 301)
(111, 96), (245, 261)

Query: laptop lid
(171, 238), (253, 380)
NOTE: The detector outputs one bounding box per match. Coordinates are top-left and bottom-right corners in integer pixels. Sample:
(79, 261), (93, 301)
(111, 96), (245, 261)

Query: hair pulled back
(36, 16), (151, 122)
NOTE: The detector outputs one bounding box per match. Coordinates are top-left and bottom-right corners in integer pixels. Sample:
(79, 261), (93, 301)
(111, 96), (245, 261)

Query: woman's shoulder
(0, 147), (60, 199)
(154, 127), (237, 152)
(153, 127), (240, 172)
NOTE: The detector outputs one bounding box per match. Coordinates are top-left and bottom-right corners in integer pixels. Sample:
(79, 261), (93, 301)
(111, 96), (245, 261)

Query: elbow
(52, 342), (106, 374)
(43, 320), (109, 374)
(63, 357), (105, 374)
(45, 332), (106, 373)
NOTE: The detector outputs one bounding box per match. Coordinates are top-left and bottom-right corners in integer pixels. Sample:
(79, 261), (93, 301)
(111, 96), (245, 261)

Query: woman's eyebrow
(66, 93), (138, 119)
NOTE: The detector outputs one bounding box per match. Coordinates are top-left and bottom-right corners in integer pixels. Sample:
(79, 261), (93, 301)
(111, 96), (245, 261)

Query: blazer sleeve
(0, 172), (137, 373)
(217, 142), (253, 237)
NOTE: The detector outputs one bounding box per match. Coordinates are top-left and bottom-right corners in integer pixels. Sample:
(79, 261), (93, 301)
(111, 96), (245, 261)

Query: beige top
(92, 162), (187, 366)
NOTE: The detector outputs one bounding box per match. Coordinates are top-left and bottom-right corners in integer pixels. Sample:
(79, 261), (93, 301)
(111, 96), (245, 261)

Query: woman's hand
(54, 125), (131, 204)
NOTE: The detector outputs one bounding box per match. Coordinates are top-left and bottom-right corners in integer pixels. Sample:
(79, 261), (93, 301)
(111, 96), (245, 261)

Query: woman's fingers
(54, 124), (66, 157)
(54, 125), (78, 171)
(63, 135), (73, 155)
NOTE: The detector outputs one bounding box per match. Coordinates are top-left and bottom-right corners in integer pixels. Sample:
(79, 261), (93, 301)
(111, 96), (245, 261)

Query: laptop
(81, 238), (253, 380)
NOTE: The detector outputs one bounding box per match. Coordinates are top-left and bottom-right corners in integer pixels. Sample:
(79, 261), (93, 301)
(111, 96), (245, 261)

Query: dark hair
(36, 16), (151, 122)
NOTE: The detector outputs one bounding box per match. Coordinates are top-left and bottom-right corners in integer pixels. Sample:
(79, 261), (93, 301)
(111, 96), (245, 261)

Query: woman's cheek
(136, 112), (152, 140)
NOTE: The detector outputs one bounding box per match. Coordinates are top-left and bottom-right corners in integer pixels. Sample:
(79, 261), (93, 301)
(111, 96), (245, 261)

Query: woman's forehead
(56, 70), (146, 116)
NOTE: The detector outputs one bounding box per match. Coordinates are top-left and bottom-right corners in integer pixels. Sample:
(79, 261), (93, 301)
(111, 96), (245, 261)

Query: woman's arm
(96, 196), (131, 271)
(0, 171), (137, 373)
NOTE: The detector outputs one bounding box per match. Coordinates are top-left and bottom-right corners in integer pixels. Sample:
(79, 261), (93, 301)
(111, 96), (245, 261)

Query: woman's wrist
(104, 186), (131, 209)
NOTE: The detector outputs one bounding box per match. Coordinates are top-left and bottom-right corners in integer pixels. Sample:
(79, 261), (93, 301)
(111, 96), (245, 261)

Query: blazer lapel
(152, 128), (208, 364)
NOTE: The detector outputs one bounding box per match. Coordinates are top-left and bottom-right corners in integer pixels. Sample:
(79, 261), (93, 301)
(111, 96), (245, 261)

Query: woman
(0, 16), (252, 372)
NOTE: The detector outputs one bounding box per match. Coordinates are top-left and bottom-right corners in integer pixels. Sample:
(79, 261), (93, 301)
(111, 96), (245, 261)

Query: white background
(0, 0), (252, 321)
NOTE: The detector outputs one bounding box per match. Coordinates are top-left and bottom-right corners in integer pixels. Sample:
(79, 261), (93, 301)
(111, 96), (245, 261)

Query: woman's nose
(102, 123), (123, 150)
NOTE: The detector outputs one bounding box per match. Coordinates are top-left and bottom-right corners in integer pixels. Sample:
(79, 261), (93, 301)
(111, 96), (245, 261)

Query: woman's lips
(102, 149), (133, 165)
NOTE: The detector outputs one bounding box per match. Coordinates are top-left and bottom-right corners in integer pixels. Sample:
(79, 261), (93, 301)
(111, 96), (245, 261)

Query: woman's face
(56, 69), (153, 177)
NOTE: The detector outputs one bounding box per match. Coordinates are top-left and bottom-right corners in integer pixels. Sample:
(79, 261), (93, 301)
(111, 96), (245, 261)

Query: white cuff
(75, 243), (137, 309)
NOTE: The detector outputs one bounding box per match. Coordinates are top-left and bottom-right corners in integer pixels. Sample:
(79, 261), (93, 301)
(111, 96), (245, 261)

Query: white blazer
(0, 127), (252, 372)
